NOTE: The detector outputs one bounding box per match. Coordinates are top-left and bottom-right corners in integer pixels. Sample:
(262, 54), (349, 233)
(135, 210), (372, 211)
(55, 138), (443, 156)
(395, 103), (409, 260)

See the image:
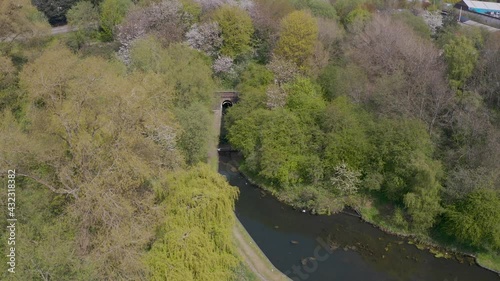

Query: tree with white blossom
(330, 162), (361, 195)
(117, 0), (189, 63)
(213, 56), (234, 74)
(186, 22), (223, 56)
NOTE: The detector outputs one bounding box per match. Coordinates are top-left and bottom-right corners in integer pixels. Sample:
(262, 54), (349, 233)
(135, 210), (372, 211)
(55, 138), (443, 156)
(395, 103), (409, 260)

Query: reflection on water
(219, 153), (500, 281)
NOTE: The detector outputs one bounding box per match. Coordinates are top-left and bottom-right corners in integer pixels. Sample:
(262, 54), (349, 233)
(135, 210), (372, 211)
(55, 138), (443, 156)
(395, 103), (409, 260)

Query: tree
(67, 1), (99, 31)
(0, 0), (49, 42)
(266, 55), (300, 86)
(291, 0), (337, 20)
(32, 0), (78, 24)
(364, 117), (443, 231)
(99, 0), (132, 41)
(228, 108), (309, 187)
(322, 96), (371, 173)
(318, 62), (368, 102)
(0, 178), (96, 280)
(351, 15), (452, 133)
(345, 7), (371, 33)
(392, 11), (431, 38)
(175, 103), (214, 165)
(186, 21), (223, 56)
(370, 118), (435, 201)
(66, 1), (100, 49)
(444, 35), (479, 90)
(192, 0), (242, 12)
(403, 158), (442, 231)
(444, 189), (500, 249)
(212, 5), (254, 57)
(0, 55), (15, 89)
(0, 44), (184, 279)
(117, 0), (191, 61)
(274, 10), (318, 68)
(334, 0), (366, 23)
(146, 164), (239, 281)
(249, 0), (294, 62)
(308, 41), (330, 77)
(468, 32), (500, 108)
(266, 84), (287, 109)
(129, 39), (216, 108)
(237, 62), (274, 93)
(284, 77), (326, 124)
(330, 162), (361, 195)
(317, 17), (344, 53)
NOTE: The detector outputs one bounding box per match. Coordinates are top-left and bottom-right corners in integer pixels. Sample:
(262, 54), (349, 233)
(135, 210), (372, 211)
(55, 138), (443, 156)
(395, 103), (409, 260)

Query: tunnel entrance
(222, 100), (233, 115)
(216, 92), (238, 147)
(219, 100), (233, 144)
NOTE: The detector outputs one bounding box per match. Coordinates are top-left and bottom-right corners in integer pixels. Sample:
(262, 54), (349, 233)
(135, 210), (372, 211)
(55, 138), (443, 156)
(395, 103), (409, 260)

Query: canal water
(218, 153), (500, 281)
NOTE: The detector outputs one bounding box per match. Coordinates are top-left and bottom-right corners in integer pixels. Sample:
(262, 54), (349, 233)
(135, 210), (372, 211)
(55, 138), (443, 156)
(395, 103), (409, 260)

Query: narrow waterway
(218, 153), (500, 281)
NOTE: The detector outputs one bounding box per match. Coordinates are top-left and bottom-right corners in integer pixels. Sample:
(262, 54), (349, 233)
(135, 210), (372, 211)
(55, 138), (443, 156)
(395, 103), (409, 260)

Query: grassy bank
(233, 218), (291, 281)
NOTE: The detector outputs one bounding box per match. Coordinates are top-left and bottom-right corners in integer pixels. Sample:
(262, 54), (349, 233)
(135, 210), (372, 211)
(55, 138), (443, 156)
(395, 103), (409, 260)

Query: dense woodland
(0, 0), (499, 280)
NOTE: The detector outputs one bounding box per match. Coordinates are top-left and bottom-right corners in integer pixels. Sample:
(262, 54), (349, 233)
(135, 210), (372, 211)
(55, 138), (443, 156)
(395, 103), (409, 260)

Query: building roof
(462, 0), (500, 12)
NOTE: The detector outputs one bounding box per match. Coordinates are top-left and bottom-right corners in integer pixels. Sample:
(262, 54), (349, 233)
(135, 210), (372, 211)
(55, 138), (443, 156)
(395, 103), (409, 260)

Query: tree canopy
(212, 5), (254, 58)
(274, 10), (318, 68)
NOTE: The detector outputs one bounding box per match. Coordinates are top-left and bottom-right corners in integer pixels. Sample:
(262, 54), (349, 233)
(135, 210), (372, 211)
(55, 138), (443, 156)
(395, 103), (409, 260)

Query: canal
(218, 153), (500, 281)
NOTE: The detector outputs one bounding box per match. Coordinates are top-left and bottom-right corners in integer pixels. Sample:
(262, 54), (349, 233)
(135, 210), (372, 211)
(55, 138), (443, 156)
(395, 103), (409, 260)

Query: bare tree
(468, 33), (500, 109)
(349, 15), (453, 133)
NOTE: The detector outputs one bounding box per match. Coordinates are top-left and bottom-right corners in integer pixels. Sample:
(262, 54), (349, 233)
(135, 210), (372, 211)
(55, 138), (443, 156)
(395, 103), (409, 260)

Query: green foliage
(99, 0), (132, 41)
(129, 36), (170, 72)
(130, 38), (215, 107)
(237, 62), (274, 93)
(370, 119), (434, 200)
(0, 55), (16, 90)
(0, 44), (186, 279)
(3, 0), (500, 273)
(228, 108), (309, 186)
(66, 1), (100, 49)
(403, 158), (442, 231)
(180, 0), (202, 25)
(275, 11), (318, 68)
(284, 77), (326, 124)
(0, 181), (95, 281)
(175, 103), (213, 165)
(391, 11), (431, 38)
(292, 0), (337, 20)
(444, 35), (479, 89)
(146, 164), (239, 281)
(444, 189), (500, 249)
(67, 1), (99, 29)
(345, 7), (371, 28)
(334, 0), (367, 22)
(317, 63), (340, 100)
(318, 63), (368, 101)
(392, 207), (409, 230)
(163, 43), (215, 106)
(0, 0), (50, 42)
(213, 5), (254, 58)
(322, 96), (372, 172)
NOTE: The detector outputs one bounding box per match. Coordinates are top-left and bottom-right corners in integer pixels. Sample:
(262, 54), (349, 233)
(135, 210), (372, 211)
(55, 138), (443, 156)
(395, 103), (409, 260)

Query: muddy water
(218, 153), (500, 281)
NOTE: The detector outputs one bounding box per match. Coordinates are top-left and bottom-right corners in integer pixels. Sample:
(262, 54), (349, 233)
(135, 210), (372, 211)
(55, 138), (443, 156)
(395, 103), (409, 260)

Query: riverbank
(233, 218), (292, 281)
(357, 201), (500, 275)
(229, 156), (500, 276)
(211, 111), (290, 281)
